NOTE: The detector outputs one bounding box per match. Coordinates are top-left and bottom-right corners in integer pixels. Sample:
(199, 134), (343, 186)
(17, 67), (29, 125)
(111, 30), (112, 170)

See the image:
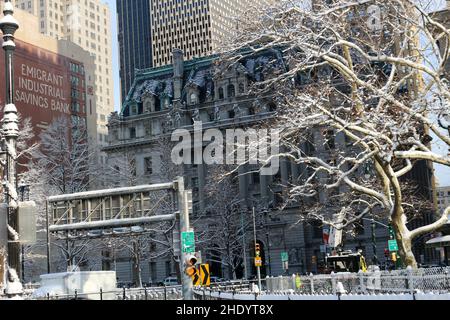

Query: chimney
(173, 49), (184, 100)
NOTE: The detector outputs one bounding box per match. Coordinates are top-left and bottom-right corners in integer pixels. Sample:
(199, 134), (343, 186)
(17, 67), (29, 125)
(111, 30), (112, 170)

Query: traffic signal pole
(177, 177), (193, 300)
(253, 207), (262, 291)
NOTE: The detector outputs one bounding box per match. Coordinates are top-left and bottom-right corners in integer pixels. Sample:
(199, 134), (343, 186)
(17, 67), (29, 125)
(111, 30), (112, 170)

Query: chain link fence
(265, 267), (450, 295)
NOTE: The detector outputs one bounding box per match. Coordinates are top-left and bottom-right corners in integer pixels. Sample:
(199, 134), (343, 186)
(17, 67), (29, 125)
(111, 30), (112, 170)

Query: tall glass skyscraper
(117, 0), (153, 102)
(117, 0), (273, 102)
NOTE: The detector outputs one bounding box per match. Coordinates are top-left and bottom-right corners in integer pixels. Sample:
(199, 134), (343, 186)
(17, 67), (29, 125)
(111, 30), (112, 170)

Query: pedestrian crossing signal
(255, 243), (261, 257)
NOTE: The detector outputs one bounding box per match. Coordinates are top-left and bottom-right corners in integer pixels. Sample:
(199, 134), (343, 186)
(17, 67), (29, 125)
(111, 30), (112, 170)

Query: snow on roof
(426, 235), (450, 247)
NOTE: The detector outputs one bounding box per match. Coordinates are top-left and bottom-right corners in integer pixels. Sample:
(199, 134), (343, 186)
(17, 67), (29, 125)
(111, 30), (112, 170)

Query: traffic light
(384, 248), (389, 258)
(388, 225), (395, 240)
(185, 255), (198, 277)
(255, 243), (261, 258)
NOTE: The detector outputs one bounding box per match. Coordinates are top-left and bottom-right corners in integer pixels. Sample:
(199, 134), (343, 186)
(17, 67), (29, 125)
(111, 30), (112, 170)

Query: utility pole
(177, 177), (193, 300)
(240, 209), (248, 279)
(0, 0), (21, 296)
(252, 207), (262, 290)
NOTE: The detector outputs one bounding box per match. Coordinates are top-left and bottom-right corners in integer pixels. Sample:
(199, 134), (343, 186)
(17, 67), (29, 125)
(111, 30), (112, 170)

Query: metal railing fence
(24, 285), (183, 301)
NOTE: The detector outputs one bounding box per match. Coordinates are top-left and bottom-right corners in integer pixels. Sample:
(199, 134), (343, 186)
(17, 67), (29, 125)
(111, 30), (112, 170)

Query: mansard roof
(121, 55), (218, 114)
(120, 48), (286, 116)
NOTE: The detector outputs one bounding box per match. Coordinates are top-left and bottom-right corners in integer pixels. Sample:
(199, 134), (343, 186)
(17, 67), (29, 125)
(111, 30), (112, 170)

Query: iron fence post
(164, 285), (167, 300)
(291, 274), (296, 292)
(122, 287), (126, 300)
(74, 290), (77, 300)
(358, 270), (365, 294)
(100, 288), (103, 301)
(331, 272), (337, 295)
(407, 266), (414, 295)
(144, 288), (147, 300)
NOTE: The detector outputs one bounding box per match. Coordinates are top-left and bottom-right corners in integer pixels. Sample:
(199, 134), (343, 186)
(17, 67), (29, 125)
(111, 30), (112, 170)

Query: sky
(102, 0), (450, 186)
(103, 0), (120, 112)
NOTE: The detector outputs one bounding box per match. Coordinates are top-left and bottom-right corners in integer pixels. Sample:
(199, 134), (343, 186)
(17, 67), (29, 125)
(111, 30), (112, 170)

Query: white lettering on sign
(15, 64), (70, 114)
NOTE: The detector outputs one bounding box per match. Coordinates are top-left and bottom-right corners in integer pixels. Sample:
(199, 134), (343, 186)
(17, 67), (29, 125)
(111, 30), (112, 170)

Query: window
(238, 82), (245, 94)
(227, 84), (235, 98)
(129, 127), (136, 139)
(311, 220), (323, 239)
(218, 87), (224, 100)
(252, 172), (260, 185)
(144, 157), (153, 175)
(324, 130), (335, 150)
(355, 222), (365, 235)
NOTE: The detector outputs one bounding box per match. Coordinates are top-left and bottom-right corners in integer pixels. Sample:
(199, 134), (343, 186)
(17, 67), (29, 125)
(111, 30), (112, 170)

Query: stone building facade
(103, 50), (397, 284)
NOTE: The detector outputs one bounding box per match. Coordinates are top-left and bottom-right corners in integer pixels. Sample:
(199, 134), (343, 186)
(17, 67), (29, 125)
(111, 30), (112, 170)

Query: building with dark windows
(116, 0), (274, 102)
(117, 0), (153, 103)
(103, 50), (399, 284)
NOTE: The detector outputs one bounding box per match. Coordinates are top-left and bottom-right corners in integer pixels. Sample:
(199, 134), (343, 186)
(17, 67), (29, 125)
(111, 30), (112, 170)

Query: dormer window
(144, 101), (152, 113)
(190, 92), (198, 105)
(130, 104), (138, 116)
(163, 97), (170, 109)
(143, 96), (155, 113)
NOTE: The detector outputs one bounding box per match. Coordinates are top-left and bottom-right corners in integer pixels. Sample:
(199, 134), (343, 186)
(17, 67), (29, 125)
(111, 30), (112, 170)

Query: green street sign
(388, 240), (399, 252)
(182, 232), (195, 253)
(281, 252), (289, 263)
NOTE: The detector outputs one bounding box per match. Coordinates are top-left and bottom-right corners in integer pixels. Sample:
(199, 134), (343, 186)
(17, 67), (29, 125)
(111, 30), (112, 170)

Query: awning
(426, 235), (450, 248)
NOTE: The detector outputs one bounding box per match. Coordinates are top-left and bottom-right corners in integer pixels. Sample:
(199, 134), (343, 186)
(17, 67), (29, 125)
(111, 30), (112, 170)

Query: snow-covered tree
(219, 0), (450, 268)
(24, 116), (100, 274)
(106, 221), (177, 287)
(196, 165), (252, 280)
(31, 116), (91, 194)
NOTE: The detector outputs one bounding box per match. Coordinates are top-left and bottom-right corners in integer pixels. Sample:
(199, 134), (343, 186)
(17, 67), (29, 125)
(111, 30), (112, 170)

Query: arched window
(227, 84), (235, 98)
(218, 87), (224, 100)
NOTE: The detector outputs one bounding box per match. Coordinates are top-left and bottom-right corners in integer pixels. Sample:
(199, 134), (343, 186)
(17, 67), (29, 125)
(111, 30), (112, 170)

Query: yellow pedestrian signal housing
(391, 252), (397, 262)
(255, 243), (261, 257)
(185, 255), (198, 277)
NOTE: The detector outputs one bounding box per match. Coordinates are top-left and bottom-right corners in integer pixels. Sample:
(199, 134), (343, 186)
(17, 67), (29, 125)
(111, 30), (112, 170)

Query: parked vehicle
(163, 277), (180, 286)
(210, 277), (224, 283)
(326, 250), (367, 273)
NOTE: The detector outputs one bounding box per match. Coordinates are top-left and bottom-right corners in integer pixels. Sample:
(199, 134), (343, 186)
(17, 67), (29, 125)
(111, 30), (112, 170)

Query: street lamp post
(263, 208), (272, 276)
(371, 214), (378, 265)
(0, 0), (21, 295)
(18, 181), (29, 283)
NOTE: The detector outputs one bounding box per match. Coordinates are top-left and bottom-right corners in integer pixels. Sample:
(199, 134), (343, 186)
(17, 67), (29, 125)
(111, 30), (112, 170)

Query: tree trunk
(132, 241), (143, 288)
(392, 218), (418, 269)
(0, 249), (5, 289)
